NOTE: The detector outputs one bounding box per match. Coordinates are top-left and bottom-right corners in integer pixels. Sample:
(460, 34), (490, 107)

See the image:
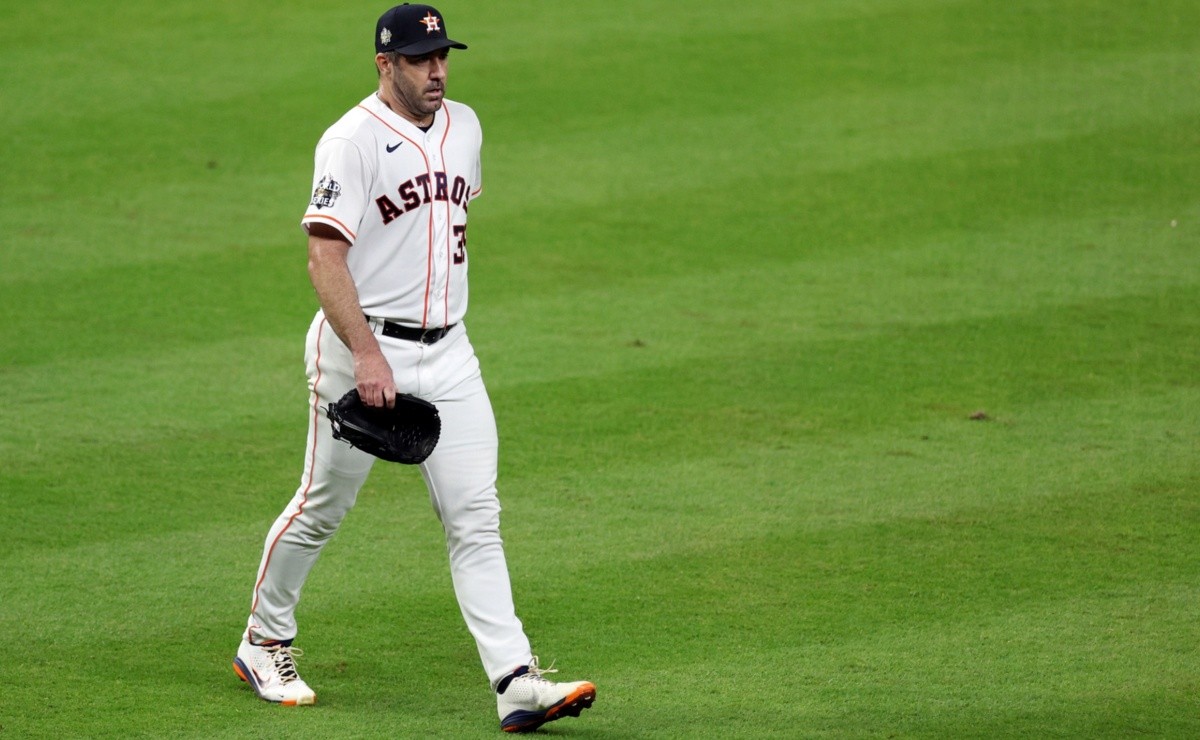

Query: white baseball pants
(244, 312), (532, 685)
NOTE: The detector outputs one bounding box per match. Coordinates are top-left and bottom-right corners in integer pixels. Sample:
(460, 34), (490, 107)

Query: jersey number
(453, 225), (467, 265)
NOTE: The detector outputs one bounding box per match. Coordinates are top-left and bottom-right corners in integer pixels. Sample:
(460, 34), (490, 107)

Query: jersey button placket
(428, 146), (448, 325)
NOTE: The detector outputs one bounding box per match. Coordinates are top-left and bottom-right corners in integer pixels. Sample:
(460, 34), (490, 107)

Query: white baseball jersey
(302, 93), (482, 329)
(248, 92), (535, 685)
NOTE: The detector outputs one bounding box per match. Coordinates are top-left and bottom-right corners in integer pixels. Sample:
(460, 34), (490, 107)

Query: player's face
(379, 49), (449, 124)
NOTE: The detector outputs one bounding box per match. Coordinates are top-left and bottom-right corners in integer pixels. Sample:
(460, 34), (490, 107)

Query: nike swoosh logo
(386, 142), (403, 153)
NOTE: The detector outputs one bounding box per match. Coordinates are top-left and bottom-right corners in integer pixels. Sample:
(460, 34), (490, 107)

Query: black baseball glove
(324, 389), (441, 464)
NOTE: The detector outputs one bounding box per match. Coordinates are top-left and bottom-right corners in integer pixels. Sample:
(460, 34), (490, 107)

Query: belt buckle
(419, 327), (440, 344)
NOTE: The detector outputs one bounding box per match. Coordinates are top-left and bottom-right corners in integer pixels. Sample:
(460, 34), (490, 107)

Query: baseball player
(231, 5), (595, 733)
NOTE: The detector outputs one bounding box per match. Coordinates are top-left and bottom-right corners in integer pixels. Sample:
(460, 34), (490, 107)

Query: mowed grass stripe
(627, 592), (1198, 737)
(3, 261), (1192, 462)
(4, 389), (1193, 596)
(480, 114), (1197, 291)
(478, 46), (1200, 208)
(3, 276), (1193, 557)
(4, 107), (1192, 372)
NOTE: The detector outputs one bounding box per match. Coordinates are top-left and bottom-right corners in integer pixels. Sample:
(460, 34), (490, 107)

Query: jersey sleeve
(301, 137), (373, 243)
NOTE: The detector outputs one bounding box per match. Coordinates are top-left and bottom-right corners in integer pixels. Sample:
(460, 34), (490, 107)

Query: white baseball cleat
(496, 657), (596, 733)
(232, 639), (317, 706)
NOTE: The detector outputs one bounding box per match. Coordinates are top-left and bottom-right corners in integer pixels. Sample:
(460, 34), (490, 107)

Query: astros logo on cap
(421, 12), (441, 33)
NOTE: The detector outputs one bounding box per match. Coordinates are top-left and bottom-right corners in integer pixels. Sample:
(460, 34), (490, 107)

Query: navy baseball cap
(376, 4), (467, 55)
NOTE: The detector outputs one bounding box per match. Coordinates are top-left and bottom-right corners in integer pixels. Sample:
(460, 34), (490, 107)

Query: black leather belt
(369, 316), (456, 344)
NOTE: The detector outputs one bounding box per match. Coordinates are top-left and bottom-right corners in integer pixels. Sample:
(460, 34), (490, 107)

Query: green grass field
(2, 0), (1198, 737)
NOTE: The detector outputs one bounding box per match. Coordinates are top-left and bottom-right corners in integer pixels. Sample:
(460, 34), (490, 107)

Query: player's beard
(389, 76), (442, 123)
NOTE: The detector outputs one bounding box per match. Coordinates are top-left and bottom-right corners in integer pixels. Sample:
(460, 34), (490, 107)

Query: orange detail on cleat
(546, 682), (596, 722)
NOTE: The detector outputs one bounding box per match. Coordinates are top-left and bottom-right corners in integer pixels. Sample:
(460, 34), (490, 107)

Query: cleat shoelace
(265, 645), (304, 684)
(525, 656), (557, 684)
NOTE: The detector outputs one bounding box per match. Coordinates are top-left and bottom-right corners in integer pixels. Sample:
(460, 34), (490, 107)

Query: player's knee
(440, 492), (500, 544)
(289, 486), (361, 540)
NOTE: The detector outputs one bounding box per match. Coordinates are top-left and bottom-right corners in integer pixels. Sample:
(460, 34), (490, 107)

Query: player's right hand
(353, 348), (397, 408)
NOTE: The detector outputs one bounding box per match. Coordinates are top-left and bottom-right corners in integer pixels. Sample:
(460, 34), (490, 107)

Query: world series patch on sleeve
(324, 389), (441, 464)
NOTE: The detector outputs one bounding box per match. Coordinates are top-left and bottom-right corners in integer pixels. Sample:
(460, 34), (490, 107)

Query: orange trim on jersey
(439, 101), (452, 150)
(439, 103), (454, 325)
(303, 213), (358, 241)
(423, 186), (435, 329)
(248, 318), (328, 628)
(356, 104), (425, 150)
